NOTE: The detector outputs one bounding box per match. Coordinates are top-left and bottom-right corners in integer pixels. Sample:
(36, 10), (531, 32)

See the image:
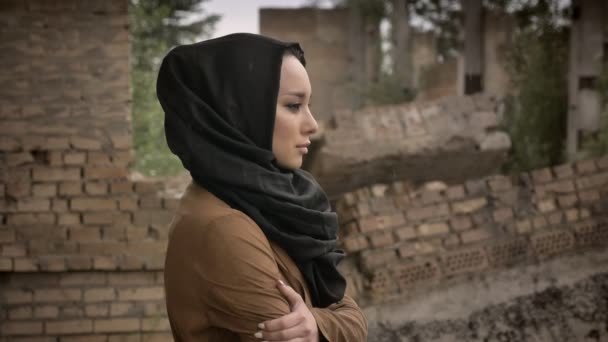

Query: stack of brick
(309, 94), (512, 198)
(335, 157), (608, 305)
(0, 1), (177, 340)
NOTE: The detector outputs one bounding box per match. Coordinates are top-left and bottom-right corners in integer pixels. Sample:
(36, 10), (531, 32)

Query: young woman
(157, 33), (367, 342)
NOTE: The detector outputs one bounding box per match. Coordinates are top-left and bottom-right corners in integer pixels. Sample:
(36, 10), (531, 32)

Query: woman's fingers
(262, 310), (304, 331)
(255, 323), (305, 341)
(276, 279), (303, 308)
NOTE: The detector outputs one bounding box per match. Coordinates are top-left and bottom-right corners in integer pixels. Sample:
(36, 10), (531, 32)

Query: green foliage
(502, 17), (569, 173)
(364, 73), (417, 106)
(129, 0), (219, 176)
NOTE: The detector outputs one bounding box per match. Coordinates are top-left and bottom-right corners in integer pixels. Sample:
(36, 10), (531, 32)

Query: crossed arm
(164, 213), (368, 342)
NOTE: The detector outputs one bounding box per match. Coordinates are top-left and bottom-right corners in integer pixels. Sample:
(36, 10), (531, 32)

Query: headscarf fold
(156, 33), (345, 307)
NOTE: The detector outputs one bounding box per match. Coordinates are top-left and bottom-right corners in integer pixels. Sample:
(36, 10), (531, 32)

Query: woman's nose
(304, 108), (318, 135)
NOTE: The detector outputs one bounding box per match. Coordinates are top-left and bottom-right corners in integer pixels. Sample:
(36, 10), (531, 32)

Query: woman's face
(272, 55), (318, 170)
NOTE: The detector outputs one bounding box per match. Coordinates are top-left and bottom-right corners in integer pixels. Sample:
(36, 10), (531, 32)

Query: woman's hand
(255, 280), (320, 342)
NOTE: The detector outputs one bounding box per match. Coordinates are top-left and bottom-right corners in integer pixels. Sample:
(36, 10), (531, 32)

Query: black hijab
(156, 33), (346, 308)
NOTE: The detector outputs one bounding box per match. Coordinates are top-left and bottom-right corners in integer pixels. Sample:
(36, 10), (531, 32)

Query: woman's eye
(286, 103), (301, 111)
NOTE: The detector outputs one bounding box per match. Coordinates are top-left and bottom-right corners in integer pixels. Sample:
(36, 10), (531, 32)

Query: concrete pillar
(567, 0), (606, 159)
(463, 0), (483, 94)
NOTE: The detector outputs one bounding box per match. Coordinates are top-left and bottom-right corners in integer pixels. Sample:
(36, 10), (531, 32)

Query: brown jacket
(164, 182), (368, 341)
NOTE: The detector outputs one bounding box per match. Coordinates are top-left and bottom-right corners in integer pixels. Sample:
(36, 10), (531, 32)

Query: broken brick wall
(0, 1), (175, 340)
(335, 157), (608, 306)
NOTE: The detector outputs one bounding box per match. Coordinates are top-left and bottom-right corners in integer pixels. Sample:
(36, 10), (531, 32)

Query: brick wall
(335, 157), (608, 305)
(0, 1), (175, 340)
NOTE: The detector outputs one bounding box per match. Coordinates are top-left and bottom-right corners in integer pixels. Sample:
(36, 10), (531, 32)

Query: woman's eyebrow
(282, 91), (307, 98)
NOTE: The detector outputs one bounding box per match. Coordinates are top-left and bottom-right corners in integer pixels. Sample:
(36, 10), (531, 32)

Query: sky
(202, 0), (320, 38)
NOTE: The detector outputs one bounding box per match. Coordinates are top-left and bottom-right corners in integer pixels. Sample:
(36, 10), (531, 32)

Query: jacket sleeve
(310, 294), (368, 342)
(165, 212), (292, 341)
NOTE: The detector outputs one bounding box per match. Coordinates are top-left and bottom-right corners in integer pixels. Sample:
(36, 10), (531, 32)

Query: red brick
(111, 181), (133, 194)
(108, 225), (131, 239)
(0, 258), (12, 271)
(110, 134), (131, 149)
(107, 273), (155, 285)
(531, 168), (553, 183)
(397, 241), (436, 258)
(135, 181), (162, 194)
(110, 303), (133, 316)
(488, 175), (512, 192)
(85, 182), (108, 195)
(84, 166), (128, 180)
(7, 152), (34, 166)
(394, 226), (415, 241)
(597, 156), (608, 169)
(141, 317), (170, 332)
(59, 213), (81, 225)
(442, 247), (488, 275)
(133, 210), (173, 226)
(407, 203), (449, 221)
(532, 215), (548, 229)
(460, 227), (493, 244)
(557, 194), (578, 208)
(575, 159), (597, 174)
(341, 235), (367, 252)
(87, 152), (112, 165)
(117, 287), (164, 301)
(46, 137), (70, 150)
(34, 289), (82, 302)
(59, 181), (83, 195)
(445, 185), (466, 200)
(537, 199), (556, 213)
(8, 306), (32, 320)
(64, 152), (87, 165)
(493, 207), (513, 222)
(552, 163), (574, 178)
(417, 222), (449, 236)
(84, 288), (116, 302)
(360, 249), (396, 270)
(118, 196), (138, 211)
(80, 242), (127, 255)
(7, 213), (56, 225)
(2, 244), (26, 257)
(32, 183), (57, 197)
(34, 305), (59, 319)
(94, 318), (139, 333)
(17, 198), (50, 211)
(70, 198), (116, 211)
(5, 289), (33, 304)
(85, 304), (109, 317)
(565, 209), (579, 222)
(368, 231), (395, 248)
(452, 198), (487, 214)
(162, 197), (180, 210)
(579, 189), (600, 203)
(52, 199), (69, 212)
(71, 137), (102, 150)
(93, 256), (119, 270)
(32, 167), (81, 181)
(46, 320), (93, 335)
(66, 256), (93, 270)
(59, 273), (106, 286)
(139, 195), (162, 209)
(39, 256), (67, 271)
(450, 216), (473, 231)
(0, 229), (16, 243)
(544, 180), (575, 193)
(1, 322), (43, 335)
(14, 258), (38, 271)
